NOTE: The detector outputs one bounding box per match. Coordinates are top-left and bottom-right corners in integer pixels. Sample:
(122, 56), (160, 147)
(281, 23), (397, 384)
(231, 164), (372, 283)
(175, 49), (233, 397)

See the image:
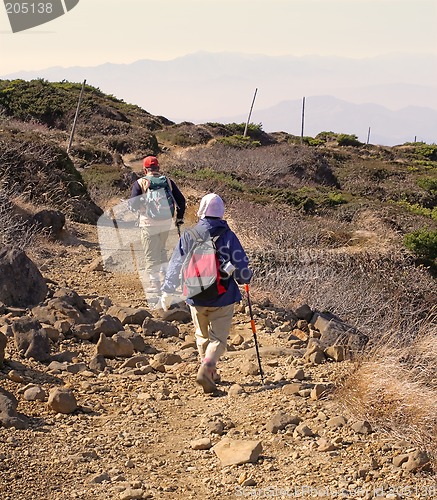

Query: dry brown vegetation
(1, 79), (436, 473)
(158, 142), (437, 465)
(337, 313), (437, 461)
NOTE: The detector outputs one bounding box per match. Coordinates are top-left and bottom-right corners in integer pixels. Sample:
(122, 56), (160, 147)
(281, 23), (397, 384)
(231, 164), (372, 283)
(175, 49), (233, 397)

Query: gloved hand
(175, 218), (184, 227)
(160, 292), (173, 311)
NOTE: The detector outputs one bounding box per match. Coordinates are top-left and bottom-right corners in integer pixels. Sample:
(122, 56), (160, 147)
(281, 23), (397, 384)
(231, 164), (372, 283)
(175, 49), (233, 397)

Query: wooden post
(367, 127), (371, 145)
(243, 88), (258, 137)
(67, 79), (86, 154)
(300, 96), (306, 143)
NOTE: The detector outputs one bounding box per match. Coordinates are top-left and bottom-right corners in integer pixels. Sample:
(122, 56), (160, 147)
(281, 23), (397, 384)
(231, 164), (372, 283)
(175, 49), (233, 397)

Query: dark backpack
(139, 175), (175, 220)
(182, 227), (230, 300)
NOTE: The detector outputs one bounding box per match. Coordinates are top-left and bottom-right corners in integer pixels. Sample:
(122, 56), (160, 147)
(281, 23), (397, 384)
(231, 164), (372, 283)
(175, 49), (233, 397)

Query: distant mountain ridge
(3, 52), (437, 146)
(214, 95), (437, 146)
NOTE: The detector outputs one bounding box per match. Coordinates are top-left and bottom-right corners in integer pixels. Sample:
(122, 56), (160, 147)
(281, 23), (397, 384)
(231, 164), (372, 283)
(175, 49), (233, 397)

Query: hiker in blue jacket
(161, 193), (253, 393)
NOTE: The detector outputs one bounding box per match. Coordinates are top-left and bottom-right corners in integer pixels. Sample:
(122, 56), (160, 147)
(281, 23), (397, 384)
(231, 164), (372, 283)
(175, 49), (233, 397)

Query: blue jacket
(162, 217), (252, 306)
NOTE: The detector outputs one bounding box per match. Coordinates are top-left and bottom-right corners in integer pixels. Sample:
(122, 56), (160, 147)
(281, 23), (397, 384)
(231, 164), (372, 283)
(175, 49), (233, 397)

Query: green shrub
(81, 164), (122, 186)
(417, 177), (437, 193)
(226, 122), (263, 136)
(171, 167), (244, 191)
(306, 137), (325, 146)
(404, 229), (437, 260)
(414, 143), (437, 161)
(217, 135), (261, 148)
(315, 131), (338, 142)
(326, 191), (348, 206)
(395, 200), (437, 220)
(337, 134), (363, 147)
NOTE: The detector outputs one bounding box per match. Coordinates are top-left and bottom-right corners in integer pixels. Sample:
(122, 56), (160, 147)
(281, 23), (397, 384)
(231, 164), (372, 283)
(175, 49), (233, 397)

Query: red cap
(143, 156), (159, 169)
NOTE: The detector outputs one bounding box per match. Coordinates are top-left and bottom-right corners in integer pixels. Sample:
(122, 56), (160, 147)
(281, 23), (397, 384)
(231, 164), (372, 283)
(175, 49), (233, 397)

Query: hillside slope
(0, 81), (436, 499)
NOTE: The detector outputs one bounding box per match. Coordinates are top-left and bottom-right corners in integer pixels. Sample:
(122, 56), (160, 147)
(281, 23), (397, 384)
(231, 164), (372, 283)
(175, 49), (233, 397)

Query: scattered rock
(230, 333), (244, 346)
(112, 334), (135, 357)
(282, 383), (303, 395)
(351, 420), (373, 434)
(310, 311), (368, 351)
(0, 387), (28, 429)
(266, 412), (302, 433)
(89, 355), (107, 371)
(96, 332), (117, 358)
(325, 345), (347, 362)
(7, 370), (24, 382)
(228, 384), (245, 397)
(212, 438), (263, 467)
(94, 314), (124, 336)
(326, 416), (347, 429)
(0, 331), (7, 367)
(31, 209), (65, 237)
(293, 422), (314, 437)
(142, 317), (179, 337)
(403, 450), (430, 472)
(393, 453), (409, 468)
(12, 316), (51, 362)
(310, 383), (332, 400)
(287, 368), (305, 380)
(153, 352), (182, 366)
(119, 488), (145, 500)
(190, 438), (212, 450)
(23, 385), (47, 401)
(241, 360), (259, 376)
(47, 387), (78, 414)
(317, 437), (339, 452)
(295, 304), (313, 322)
(0, 246), (48, 307)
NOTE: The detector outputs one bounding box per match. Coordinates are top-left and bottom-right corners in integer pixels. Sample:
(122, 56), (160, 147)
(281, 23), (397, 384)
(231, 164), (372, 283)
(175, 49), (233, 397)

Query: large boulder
(0, 247), (48, 307)
(12, 316), (51, 362)
(310, 311), (368, 351)
(0, 331), (6, 367)
(0, 387), (28, 429)
(32, 288), (100, 326)
(106, 306), (152, 325)
(31, 209), (65, 238)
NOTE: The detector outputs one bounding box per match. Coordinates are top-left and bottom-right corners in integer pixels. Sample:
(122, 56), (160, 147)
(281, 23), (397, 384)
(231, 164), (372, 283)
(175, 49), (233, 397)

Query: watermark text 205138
(5, 2), (54, 14)
(3, 0), (80, 33)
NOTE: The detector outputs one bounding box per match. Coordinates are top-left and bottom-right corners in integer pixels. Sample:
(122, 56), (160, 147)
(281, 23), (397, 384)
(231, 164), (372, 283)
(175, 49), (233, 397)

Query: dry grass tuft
(337, 316), (437, 465)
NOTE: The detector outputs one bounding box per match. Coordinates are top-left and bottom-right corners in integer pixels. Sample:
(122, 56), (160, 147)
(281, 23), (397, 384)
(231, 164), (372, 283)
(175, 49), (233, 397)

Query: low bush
(337, 133), (363, 147)
(404, 229), (437, 260)
(217, 135), (261, 148)
(417, 177), (437, 193)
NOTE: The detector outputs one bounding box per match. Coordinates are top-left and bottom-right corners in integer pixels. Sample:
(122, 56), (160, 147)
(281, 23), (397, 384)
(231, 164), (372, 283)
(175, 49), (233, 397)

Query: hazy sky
(1, 0), (436, 74)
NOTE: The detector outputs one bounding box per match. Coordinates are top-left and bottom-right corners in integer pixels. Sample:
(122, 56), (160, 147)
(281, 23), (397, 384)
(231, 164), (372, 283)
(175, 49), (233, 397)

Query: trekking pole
(244, 284), (264, 385)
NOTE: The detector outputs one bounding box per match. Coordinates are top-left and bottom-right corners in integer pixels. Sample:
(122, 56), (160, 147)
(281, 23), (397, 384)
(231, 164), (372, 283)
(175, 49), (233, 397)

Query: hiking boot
(196, 363), (217, 394)
(211, 369), (221, 383)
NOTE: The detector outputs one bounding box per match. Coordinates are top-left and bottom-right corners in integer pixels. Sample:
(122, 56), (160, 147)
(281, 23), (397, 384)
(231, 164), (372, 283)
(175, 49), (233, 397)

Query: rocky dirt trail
(1, 220), (436, 500)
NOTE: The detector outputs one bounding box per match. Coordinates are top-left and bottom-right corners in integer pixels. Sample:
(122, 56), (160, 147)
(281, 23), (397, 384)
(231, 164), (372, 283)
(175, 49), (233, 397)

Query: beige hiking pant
(189, 303), (235, 365)
(140, 225), (170, 275)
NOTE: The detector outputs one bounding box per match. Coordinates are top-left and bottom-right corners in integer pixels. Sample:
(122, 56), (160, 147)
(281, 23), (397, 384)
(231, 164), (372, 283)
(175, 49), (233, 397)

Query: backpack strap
(137, 176), (150, 193)
(185, 226), (227, 261)
(165, 177), (181, 211)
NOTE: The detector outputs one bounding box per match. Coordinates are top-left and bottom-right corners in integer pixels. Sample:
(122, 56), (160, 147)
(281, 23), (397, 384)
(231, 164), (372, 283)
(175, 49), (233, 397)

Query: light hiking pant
(189, 304), (235, 365)
(140, 225), (170, 276)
